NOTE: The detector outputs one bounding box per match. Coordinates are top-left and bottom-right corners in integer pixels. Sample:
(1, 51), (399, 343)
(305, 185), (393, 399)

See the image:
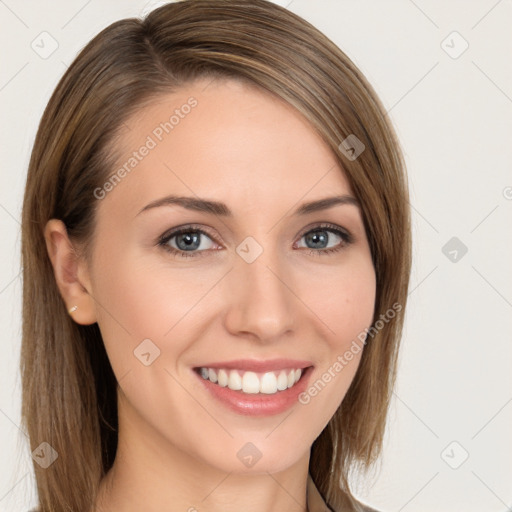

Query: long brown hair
(20, 1), (412, 510)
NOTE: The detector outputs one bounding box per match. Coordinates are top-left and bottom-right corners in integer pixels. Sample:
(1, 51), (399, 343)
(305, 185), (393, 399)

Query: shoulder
(340, 495), (383, 512)
(338, 496), (383, 512)
(307, 473), (382, 512)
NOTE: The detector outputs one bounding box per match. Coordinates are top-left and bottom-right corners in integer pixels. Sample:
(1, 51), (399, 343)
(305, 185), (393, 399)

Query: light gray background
(1, 1), (511, 511)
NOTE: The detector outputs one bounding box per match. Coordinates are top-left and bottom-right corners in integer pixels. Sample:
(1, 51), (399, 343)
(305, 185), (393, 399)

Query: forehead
(101, 78), (353, 217)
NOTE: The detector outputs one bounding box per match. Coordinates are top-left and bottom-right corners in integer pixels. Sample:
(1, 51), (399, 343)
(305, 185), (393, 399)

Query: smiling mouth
(194, 366), (308, 395)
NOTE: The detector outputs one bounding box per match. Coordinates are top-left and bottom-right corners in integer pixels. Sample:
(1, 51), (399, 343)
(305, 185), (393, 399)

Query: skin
(44, 78), (376, 512)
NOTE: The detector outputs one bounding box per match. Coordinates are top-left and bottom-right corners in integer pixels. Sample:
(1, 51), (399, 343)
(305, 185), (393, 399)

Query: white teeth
(242, 371), (260, 394)
(198, 367), (305, 394)
(217, 369), (228, 387)
(287, 370), (295, 388)
(277, 370), (288, 391)
(260, 372), (277, 394)
(228, 369), (242, 390)
(208, 368), (218, 383)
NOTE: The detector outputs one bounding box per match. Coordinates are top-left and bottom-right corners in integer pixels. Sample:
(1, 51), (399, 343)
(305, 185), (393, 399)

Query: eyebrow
(137, 194), (359, 217)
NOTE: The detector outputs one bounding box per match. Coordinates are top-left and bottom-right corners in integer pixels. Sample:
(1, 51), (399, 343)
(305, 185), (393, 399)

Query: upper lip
(194, 359), (313, 372)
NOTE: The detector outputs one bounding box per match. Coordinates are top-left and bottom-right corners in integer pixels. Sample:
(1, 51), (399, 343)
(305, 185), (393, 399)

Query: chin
(193, 435), (311, 476)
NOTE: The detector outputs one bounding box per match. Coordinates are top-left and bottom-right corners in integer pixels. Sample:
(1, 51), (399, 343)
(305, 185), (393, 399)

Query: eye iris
(176, 232), (201, 251)
(306, 231), (328, 249)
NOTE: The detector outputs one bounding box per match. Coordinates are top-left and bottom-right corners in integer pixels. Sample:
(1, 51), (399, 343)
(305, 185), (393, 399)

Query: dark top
(307, 473), (380, 512)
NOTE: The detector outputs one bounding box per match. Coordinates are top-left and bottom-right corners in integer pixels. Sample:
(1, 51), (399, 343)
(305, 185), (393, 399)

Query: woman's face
(83, 78), (376, 474)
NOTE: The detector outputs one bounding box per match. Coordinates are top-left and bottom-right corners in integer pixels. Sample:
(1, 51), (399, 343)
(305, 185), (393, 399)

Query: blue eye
(296, 225), (352, 256)
(157, 223), (352, 259)
(158, 225), (216, 258)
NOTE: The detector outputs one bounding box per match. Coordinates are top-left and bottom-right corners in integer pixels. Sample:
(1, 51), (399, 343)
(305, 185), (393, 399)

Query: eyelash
(157, 223), (353, 259)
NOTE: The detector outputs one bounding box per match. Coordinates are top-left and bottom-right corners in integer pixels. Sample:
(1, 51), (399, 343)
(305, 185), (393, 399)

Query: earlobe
(43, 219), (97, 325)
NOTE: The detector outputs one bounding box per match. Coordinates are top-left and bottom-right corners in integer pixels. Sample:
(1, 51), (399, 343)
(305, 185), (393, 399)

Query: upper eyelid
(297, 222), (351, 237)
(159, 224), (217, 244)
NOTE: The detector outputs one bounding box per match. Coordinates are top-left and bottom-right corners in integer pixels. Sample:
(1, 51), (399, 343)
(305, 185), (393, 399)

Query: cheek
(89, 252), (210, 438)
(90, 242), (225, 377)
(297, 256), (376, 412)
(314, 257), (376, 349)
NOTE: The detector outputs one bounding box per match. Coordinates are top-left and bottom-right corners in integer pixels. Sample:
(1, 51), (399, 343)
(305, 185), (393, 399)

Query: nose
(223, 245), (297, 344)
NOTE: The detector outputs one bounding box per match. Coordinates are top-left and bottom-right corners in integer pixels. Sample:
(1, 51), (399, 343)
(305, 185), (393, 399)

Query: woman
(21, 1), (411, 511)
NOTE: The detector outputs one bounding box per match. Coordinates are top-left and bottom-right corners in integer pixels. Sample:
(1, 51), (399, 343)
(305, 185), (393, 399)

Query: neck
(93, 394), (310, 512)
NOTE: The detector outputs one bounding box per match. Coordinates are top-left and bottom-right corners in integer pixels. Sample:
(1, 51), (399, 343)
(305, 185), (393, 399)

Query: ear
(44, 219), (97, 325)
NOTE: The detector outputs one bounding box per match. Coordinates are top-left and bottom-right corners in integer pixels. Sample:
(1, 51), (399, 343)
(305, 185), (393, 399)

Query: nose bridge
(224, 236), (296, 341)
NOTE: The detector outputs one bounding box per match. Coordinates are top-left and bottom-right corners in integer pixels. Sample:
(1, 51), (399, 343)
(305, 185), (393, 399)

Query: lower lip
(193, 367), (313, 417)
